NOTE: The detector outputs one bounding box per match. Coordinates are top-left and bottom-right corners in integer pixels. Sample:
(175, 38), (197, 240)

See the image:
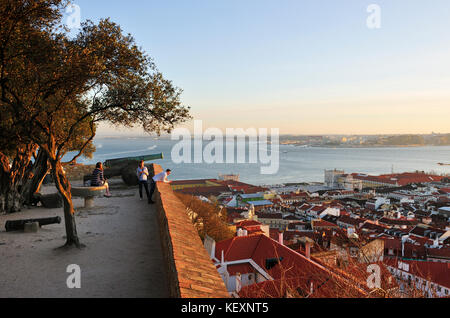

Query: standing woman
(92, 162), (112, 197)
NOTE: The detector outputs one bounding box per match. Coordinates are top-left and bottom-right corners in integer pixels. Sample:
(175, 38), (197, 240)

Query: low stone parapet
(150, 164), (229, 298)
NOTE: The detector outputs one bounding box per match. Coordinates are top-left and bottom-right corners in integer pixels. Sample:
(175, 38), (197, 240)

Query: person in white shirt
(149, 169), (172, 204)
(136, 161), (151, 203)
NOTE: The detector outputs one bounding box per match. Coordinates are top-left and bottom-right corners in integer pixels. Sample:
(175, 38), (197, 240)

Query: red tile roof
(337, 215), (364, 227)
(283, 215), (302, 221)
(269, 228), (282, 241)
(409, 225), (446, 237)
(215, 234), (366, 298)
(384, 258), (450, 289)
(170, 178), (219, 185)
(427, 247), (450, 260)
(359, 221), (389, 233)
(378, 217), (418, 227)
(216, 180), (269, 194)
(408, 234), (434, 246)
(310, 205), (326, 213)
(235, 220), (263, 228)
(174, 185), (230, 196)
(312, 220), (340, 229)
(351, 172), (445, 187)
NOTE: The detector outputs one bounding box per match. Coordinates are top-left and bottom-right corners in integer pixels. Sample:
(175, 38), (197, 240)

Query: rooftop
(385, 258), (450, 289)
(215, 234), (366, 298)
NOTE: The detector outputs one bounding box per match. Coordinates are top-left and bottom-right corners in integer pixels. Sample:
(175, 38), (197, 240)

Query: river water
(70, 137), (450, 186)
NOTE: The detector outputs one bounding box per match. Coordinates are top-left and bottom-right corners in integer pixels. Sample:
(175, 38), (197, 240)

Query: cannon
(104, 153), (164, 168)
(5, 216), (62, 232)
(84, 153), (164, 186)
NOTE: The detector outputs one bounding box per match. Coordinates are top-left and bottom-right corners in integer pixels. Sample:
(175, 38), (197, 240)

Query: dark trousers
(149, 179), (156, 202)
(139, 181), (150, 201)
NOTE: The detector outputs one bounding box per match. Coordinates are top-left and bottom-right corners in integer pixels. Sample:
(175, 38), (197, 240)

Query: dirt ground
(0, 178), (168, 298)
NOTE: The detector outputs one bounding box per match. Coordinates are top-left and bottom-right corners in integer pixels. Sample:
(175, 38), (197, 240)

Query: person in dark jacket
(91, 162), (111, 197)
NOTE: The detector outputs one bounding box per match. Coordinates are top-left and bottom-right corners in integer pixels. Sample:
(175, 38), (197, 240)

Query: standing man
(148, 169), (172, 204)
(136, 160), (151, 203)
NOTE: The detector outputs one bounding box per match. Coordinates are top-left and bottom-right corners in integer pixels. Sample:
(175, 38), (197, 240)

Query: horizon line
(95, 132), (450, 138)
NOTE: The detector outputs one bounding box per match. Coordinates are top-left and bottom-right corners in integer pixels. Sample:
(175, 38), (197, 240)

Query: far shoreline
(283, 144), (450, 149)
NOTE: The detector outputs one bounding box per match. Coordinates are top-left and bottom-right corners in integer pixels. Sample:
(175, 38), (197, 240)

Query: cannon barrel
(5, 217), (62, 232)
(104, 153), (164, 168)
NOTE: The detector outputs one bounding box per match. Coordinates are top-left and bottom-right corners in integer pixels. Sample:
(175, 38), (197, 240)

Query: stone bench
(71, 185), (107, 208)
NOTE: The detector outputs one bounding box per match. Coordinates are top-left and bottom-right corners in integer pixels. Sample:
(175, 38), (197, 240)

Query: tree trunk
(51, 160), (81, 248)
(0, 153), (17, 213)
(0, 145), (35, 213)
(0, 177), (22, 213)
(21, 149), (50, 206)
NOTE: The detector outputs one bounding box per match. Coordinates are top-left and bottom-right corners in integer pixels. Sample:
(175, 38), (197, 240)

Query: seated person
(91, 162), (112, 197)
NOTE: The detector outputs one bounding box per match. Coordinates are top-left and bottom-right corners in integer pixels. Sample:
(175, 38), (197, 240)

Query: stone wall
(150, 164), (229, 298)
(64, 164), (95, 181)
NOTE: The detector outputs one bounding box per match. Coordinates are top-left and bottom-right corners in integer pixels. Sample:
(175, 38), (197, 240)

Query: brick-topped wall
(150, 164), (229, 298)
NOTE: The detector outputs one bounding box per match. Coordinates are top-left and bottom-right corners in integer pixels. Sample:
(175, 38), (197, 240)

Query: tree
(0, 0), (96, 213)
(175, 193), (235, 242)
(0, 0), (66, 212)
(1, 0), (191, 247)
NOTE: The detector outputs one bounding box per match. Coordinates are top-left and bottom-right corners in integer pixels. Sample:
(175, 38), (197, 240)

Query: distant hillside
(429, 134), (450, 145)
(279, 133), (450, 147)
(380, 135), (425, 146)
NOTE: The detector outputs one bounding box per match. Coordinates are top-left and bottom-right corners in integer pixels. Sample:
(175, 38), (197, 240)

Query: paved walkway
(0, 181), (168, 298)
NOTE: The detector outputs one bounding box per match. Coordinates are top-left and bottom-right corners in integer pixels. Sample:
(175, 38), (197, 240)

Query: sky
(68, 0), (450, 135)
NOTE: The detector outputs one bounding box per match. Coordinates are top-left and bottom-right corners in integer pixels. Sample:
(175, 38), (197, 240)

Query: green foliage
(0, 0), (191, 240)
(1, 0), (191, 164)
(176, 193), (235, 243)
